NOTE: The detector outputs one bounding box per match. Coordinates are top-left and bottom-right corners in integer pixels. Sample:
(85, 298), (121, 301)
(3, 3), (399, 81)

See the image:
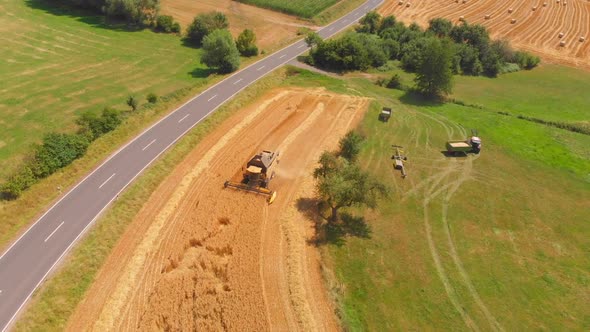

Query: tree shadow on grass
(399, 89), (445, 107)
(188, 67), (215, 79)
(181, 38), (201, 50)
(296, 197), (371, 247)
(25, 0), (145, 32)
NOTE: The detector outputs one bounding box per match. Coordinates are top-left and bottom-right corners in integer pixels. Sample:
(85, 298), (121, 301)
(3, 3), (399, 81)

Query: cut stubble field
(380, 0), (590, 71)
(67, 88), (370, 330)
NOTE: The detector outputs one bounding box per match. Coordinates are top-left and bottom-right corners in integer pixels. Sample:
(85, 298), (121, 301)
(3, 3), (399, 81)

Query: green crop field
(452, 65), (590, 124)
(283, 67), (590, 330)
(0, 0), (211, 179)
(235, 0), (340, 18)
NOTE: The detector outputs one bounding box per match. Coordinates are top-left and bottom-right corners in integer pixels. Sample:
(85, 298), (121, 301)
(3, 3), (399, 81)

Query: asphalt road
(0, 0), (383, 330)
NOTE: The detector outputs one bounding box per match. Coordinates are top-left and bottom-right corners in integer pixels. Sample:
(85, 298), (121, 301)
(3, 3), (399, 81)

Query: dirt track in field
(67, 88), (369, 331)
(380, 0), (590, 70)
(161, 0), (318, 51)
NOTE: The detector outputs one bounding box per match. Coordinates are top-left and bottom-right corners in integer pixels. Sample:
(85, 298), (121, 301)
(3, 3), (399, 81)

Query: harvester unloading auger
(224, 150), (279, 204)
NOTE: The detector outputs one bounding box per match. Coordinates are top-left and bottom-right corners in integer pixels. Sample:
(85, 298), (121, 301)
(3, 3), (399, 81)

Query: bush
(513, 51), (541, 69)
(77, 107), (122, 140)
(155, 15), (180, 33)
(186, 11), (229, 46)
(386, 74), (403, 89)
(1, 166), (36, 200)
(104, 0), (159, 26)
(201, 29), (241, 73)
(147, 92), (158, 103)
(236, 29), (259, 57)
(127, 95), (138, 110)
(500, 62), (521, 74)
(339, 131), (364, 162)
(310, 33), (371, 72)
(31, 133), (90, 178)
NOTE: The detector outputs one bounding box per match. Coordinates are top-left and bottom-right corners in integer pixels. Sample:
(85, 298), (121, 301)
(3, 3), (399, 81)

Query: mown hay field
(285, 68), (590, 330)
(380, 0), (590, 70)
(0, 0), (210, 179)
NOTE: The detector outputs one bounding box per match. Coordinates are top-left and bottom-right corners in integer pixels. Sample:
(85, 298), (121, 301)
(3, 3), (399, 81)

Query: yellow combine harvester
(224, 150), (279, 204)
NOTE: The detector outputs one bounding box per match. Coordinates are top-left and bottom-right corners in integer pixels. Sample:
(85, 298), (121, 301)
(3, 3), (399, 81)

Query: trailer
(446, 130), (482, 155)
(379, 107), (392, 122)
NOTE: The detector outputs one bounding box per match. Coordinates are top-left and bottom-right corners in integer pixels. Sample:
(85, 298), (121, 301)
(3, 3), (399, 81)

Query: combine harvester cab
(224, 150), (278, 204)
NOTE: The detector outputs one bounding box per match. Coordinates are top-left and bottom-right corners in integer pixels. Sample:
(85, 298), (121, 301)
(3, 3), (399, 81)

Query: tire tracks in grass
(410, 111), (502, 330)
(440, 154), (505, 332)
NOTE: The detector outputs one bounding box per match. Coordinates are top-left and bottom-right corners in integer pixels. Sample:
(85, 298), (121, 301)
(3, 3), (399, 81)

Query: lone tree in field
(314, 152), (387, 223)
(314, 132), (387, 223)
(236, 29), (258, 57)
(186, 11), (229, 46)
(415, 37), (454, 98)
(201, 29), (240, 73)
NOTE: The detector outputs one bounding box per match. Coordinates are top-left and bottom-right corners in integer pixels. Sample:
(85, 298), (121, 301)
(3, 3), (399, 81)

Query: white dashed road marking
(44, 222), (64, 243)
(142, 139), (156, 151)
(234, 78), (243, 85)
(99, 173), (115, 189)
(208, 95), (217, 102)
(178, 114), (189, 123)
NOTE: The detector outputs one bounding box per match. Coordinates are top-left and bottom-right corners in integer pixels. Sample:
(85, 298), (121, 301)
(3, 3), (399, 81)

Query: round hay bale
(459, 15), (465, 21)
(508, 8), (514, 13)
(558, 32), (565, 38)
(557, 0), (560, 3)
(563, 1), (567, 5)
(462, 0), (467, 3)
(485, 14), (491, 19)
(543, 2), (548, 6)
(580, 36), (586, 42)
(532, 6), (537, 11)
(559, 40), (566, 46)
(511, 18), (517, 24)
(406, 2), (411, 7)
(398, 0), (404, 5)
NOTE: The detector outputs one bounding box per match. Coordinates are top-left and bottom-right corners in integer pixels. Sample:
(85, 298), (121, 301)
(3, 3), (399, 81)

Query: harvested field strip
(379, 0), (590, 70)
(67, 88), (369, 331)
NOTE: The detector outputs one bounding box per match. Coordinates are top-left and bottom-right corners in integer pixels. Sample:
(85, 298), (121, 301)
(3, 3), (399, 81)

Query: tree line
(52, 0), (160, 26)
(305, 12), (541, 97)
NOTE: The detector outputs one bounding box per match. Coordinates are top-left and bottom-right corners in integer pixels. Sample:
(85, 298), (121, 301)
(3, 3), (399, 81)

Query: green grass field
(0, 0), (211, 179)
(452, 65), (590, 124)
(368, 62), (590, 125)
(236, 0), (340, 18)
(282, 67), (590, 330)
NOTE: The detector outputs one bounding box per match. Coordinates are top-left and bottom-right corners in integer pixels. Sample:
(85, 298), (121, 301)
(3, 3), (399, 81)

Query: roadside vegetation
(235, 0), (340, 18)
(0, 0), (211, 182)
